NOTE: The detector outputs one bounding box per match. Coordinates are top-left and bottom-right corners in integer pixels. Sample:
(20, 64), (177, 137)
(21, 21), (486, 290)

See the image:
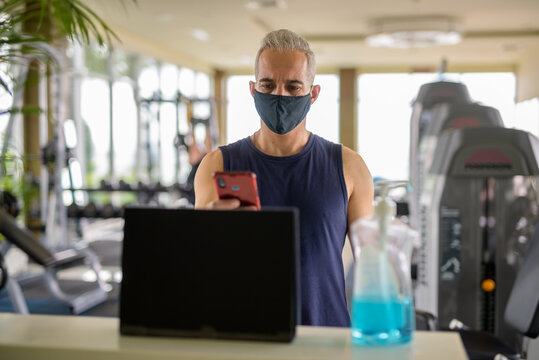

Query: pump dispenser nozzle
(374, 181), (408, 249)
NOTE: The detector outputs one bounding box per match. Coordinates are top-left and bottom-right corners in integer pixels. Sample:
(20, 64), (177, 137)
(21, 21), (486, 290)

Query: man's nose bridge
(273, 82), (288, 95)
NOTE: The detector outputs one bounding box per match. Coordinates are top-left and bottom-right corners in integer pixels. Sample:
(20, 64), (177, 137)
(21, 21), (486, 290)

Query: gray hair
(254, 29), (316, 84)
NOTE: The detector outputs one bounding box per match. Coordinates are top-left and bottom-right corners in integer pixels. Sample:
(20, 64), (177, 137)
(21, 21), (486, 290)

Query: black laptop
(120, 207), (300, 342)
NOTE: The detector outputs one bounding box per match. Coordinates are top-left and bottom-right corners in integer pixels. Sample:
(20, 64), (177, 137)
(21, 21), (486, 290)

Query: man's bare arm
(342, 146), (375, 227)
(194, 148), (242, 210)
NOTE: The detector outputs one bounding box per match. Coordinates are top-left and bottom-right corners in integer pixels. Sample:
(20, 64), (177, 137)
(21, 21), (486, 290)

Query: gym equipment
(62, 179), (196, 218)
(173, 133), (188, 149)
(505, 224), (539, 340)
(416, 126), (539, 352)
(139, 87), (217, 193)
(408, 81), (471, 227)
(452, 222), (539, 360)
(118, 179), (132, 190)
(409, 81), (471, 180)
(66, 203), (124, 219)
(409, 102), (504, 229)
(82, 202), (99, 218)
(67, 203), (80, 218)
(424, 102), (504, 136)
(502, 223), (539, 360)
(100, 203), (116, 218)
(99, 180), (113, 190)
(0, 191), (20, 218)
(0, 208), (109, 314)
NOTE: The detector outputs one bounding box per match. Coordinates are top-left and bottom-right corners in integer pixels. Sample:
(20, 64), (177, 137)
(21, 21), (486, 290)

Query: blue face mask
(254, 90), (311, 135)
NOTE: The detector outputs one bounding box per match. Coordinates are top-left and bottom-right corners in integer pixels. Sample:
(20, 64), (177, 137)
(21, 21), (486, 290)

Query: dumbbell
(82, 202), (99, 218)
(99, 180), (112, 190)
(67, 203), (80, 218)
(101, 203), (116, 218)
(136, 181), (148, 192)
(118, 180), (132, 190)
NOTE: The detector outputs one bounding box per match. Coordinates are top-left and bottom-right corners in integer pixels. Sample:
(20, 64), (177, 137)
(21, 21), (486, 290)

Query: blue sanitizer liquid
(351, 295), (414, 346)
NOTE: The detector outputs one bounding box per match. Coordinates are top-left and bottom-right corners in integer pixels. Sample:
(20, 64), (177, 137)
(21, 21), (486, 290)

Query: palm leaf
(67, 0), (120, 45)
(1, 0), (138, 47)
(0, 77), (12, 95)
(0, 0), (137, 94)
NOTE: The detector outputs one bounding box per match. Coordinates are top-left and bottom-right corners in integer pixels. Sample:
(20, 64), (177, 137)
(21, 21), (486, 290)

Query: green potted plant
(0, 0), (137, 227)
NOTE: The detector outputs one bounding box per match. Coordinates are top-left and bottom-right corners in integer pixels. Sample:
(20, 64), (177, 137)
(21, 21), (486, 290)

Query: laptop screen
(120, 207), (299, 342)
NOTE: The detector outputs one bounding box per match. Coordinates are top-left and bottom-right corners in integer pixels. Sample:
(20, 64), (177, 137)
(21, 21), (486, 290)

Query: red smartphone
(212, 171), (261, 210)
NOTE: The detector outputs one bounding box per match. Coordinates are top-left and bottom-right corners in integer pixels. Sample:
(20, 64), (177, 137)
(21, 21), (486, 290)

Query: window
(81, 77), (110, 184)
(179, 67), (195, 98)
(193, 72), (212, 146)
(226, 75), (259, 144)
(112, 81), (137, 181)
(79, 44), (211, 192)
(159, 102), (177, 184)
(516, 98), (539, 137)
(138, 60), (159, 99)
(307, 74), (339, 143)
(160, 64), (178, 99)
(457, 72), (516, 128)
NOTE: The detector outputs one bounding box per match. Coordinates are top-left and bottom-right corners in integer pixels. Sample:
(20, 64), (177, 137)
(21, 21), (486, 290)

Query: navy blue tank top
(220, 134), (350, 327)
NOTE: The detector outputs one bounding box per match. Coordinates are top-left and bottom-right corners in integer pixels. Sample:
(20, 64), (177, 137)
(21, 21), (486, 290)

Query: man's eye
(259, 83), (273, 89)
(287, 86), (301, 93)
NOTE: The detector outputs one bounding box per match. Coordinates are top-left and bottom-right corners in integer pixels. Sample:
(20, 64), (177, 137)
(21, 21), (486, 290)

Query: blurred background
(0, 0), (538, 345)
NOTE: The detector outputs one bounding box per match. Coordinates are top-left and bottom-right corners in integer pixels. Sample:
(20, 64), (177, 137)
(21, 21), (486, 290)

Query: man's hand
(206, 198), (258, 211)
(195, 152), (259, 211)
(206, 198), (241, 210)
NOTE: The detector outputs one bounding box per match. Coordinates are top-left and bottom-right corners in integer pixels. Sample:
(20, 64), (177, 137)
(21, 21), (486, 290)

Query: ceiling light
(245, 0), (287, 10)
(365, 16), (462, 49)
(188, 28), (211, 42)
(156, 13), (172, 22)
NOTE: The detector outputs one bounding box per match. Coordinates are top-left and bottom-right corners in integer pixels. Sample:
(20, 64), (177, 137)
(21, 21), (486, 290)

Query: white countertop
(0, 313), (469, 360)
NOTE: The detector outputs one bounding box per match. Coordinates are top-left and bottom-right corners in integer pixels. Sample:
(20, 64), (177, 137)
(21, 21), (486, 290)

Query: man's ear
(249, 81), (256, 98)
(310, 84), (321, 104)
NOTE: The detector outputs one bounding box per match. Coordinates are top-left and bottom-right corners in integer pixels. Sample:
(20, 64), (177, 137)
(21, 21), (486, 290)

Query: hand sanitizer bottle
(350, 181), (418, 346)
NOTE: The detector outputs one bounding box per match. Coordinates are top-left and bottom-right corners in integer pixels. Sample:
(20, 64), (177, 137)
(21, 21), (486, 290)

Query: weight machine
(0, 42), (109, 314)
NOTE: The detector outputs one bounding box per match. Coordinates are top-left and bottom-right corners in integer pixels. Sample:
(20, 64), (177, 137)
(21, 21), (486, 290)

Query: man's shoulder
(341, 145), (358, 160)
(311, 133), (336, 146)
(341, 146), (371, 178)
(309, 134), (343, 155)
(198, 148), (223, 171)
(219, 136), (251, 153)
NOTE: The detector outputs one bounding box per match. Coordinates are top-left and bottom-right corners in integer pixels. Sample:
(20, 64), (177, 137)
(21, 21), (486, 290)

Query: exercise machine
(0, 208), (109, 314)
(410, 102), (505, 228)
(415, 126), (539, 352)
(409, 80), (471, 227)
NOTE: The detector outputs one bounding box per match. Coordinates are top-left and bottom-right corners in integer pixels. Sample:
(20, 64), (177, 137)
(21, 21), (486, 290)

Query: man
(194, 29), (374, 327)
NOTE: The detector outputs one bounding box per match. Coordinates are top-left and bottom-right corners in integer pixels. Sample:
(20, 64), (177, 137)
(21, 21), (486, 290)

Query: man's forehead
(257, 49), (309, 80)
(258, 77), (304, 84)
(258, 49), (308, 66)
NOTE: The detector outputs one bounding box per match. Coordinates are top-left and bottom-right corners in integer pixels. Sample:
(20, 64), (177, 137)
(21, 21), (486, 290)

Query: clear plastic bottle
(350, 181), (418, 346)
